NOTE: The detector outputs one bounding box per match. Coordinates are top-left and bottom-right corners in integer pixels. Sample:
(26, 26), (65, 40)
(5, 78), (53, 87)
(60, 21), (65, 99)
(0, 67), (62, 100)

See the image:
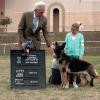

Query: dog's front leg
(63, 66), (70, 88)
(60, 69), (69, 88)
(60, 71), (65, 87)
(63, 71), (68, 85)
(60, 65), (68, 88)
(59, 63), (65, 88)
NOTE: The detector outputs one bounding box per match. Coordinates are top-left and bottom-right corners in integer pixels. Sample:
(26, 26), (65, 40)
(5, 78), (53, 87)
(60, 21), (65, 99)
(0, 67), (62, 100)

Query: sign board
(10, 50), (46, 89)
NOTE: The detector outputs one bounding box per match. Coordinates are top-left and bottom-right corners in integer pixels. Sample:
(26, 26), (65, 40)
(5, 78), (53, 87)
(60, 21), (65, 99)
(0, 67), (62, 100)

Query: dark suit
(18, 11), (51, 50)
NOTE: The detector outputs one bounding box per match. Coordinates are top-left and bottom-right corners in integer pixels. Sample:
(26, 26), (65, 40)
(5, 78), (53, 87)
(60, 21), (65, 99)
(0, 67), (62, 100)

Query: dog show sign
(10, 50), (46, 89)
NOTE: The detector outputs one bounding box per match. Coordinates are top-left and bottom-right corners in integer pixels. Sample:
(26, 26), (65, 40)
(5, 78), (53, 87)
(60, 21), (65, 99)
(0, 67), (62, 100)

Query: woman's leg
(76, 73), (81, 85)
(73, 73), (79, 88)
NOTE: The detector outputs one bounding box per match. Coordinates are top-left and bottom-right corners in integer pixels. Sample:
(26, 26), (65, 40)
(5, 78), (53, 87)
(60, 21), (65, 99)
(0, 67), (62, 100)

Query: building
(0, 0), (5, 32)
(0, 0), (5, 18)
(1, 0), (100, 32)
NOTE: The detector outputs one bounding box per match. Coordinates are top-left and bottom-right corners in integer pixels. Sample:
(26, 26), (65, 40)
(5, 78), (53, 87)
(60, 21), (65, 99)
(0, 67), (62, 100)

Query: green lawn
(0, 55), (100, 100)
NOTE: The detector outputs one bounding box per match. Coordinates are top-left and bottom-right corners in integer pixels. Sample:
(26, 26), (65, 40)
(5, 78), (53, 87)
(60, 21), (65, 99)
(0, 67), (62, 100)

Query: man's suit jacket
(18, 11), (51, 50)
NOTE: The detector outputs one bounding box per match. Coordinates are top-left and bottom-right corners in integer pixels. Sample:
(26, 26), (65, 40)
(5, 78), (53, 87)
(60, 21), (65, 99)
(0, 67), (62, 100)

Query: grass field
(0, 55), (100, 100)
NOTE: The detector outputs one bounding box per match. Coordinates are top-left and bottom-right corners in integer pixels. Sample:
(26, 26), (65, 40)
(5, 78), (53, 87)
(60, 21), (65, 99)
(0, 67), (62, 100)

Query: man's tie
(33, 17), (39, 33)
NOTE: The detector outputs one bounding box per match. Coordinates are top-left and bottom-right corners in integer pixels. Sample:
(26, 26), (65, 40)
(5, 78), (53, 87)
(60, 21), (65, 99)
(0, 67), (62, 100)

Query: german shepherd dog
(53, 42), (100, 88)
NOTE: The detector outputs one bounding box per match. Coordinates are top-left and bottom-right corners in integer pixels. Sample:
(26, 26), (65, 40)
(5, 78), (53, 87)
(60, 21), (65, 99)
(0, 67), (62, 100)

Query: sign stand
(10, 50), (46, 89)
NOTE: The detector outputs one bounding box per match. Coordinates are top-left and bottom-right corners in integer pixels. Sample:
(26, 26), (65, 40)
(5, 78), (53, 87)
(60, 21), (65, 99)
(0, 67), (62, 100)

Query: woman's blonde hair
(72, 22), (81, 31)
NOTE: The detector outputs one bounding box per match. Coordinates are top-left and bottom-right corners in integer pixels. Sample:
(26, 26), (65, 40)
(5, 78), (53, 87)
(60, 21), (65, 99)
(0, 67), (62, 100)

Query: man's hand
(19, 43), (26, 50)
(50, 44), (55, 50)
(22, 43), (26, 50)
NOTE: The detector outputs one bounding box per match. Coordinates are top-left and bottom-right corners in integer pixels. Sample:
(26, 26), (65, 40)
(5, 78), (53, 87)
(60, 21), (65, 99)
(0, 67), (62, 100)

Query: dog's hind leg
(80, 73), (89, 86)
(90, 78), (94, 86)
(84, 75), (89, 86)
(86, 65), (98, 86)
(87, 65), (99, 78)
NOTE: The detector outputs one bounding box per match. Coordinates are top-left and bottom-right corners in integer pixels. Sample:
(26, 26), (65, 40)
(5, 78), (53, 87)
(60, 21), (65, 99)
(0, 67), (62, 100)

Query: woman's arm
(79, 34), (84, 58)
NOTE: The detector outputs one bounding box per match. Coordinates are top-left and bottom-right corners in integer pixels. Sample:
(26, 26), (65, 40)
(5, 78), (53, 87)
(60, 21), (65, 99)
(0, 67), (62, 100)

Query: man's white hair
(34, 1), (46, 10)
(76, 21), (81, 26)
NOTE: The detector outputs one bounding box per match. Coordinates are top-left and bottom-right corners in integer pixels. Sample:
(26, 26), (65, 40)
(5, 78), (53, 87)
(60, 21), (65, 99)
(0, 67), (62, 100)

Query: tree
(0, 16), (12, 32)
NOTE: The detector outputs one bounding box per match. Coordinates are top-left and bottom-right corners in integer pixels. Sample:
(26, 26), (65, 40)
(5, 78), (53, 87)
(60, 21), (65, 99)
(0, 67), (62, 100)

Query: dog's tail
(93, 70), (100, 79)
(87, 65), (100, 79)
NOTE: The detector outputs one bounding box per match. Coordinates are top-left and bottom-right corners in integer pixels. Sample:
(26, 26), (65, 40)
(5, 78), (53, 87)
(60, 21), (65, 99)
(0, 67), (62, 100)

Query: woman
(64, 22), (84, 88)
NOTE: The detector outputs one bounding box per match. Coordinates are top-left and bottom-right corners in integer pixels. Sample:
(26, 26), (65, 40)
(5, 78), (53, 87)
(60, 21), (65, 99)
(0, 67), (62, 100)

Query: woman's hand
(79, 57), (83, 60)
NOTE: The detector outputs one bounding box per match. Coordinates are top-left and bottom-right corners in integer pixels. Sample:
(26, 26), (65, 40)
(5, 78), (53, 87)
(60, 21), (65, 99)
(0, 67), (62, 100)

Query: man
(18, 1), (51, 50)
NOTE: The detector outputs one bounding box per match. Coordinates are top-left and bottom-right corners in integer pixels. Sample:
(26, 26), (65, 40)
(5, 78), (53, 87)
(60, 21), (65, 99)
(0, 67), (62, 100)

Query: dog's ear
(61, 42), (66, 49)
(55, 42), (58, 47)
